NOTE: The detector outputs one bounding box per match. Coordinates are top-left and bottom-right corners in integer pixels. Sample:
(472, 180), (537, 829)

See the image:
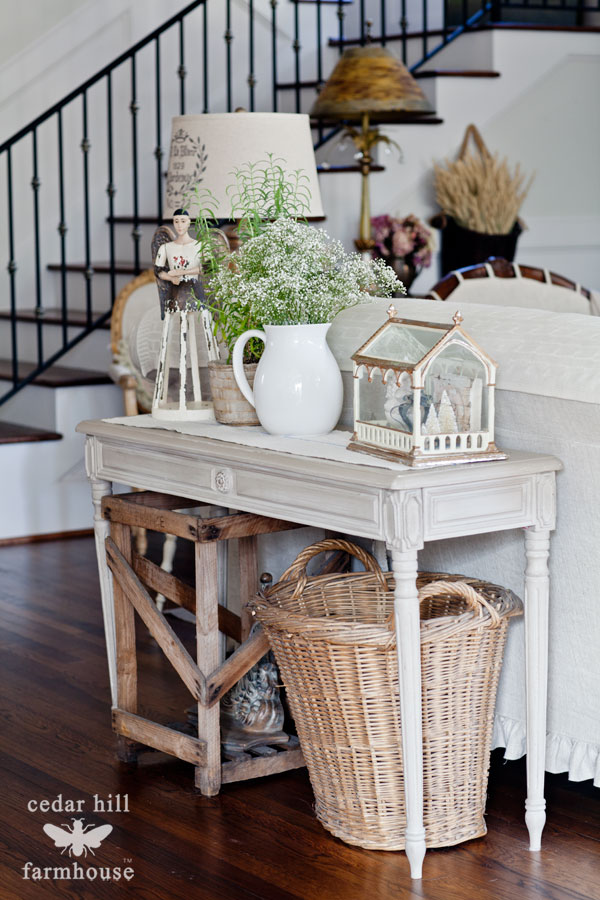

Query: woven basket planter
(251, 539), (522, 851)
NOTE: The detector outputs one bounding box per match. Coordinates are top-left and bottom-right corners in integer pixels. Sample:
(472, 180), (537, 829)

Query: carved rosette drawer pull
(214, 470), (232, 493)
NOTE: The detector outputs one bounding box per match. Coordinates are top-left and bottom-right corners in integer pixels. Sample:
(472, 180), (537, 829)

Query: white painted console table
(77, 417), (561, 880)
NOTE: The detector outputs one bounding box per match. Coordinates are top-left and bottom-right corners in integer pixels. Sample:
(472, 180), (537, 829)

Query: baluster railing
(1, 0), (597, 407)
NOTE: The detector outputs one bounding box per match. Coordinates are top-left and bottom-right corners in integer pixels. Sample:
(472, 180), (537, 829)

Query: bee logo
(43, 818), (113, 858)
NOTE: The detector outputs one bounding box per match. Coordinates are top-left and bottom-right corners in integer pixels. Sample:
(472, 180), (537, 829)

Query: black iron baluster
(400, 0), (408, 64)
(31, 129), (43, 366)
(178, 18), (187, 114)
(462, 0), (469, 26)
(422, 0), (428, 61)
(316, 0), (323, 85)
(130, 55), (140, 275)
(6, 148), (18, 387)
(154, 38), (163, 223)
(360, 0), (366, 44)
(81, 92), (93, 328)
(57, 110), (68, 348)
(225, 0), (233, 112)
(248, 0), (256, 111)
(316, 0), (324, 143)
(293, 0), (301, 113)
(107, 73), (116, 306)
(444, 0), (450, 42)
(203, 2), (209, 112)
(271, 0), (278, 112)
(337, 0), (345, 55)
(381, 0), (387, 46)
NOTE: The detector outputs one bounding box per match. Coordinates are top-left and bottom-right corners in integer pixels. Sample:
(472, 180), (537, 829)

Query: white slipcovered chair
(328, 295), (600, 786)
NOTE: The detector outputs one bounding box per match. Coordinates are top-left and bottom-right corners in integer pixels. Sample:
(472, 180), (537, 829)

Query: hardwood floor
(0, 537), (598, 900)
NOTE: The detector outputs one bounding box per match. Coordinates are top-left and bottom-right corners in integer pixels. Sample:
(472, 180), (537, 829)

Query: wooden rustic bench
(102, 490), (306, 795)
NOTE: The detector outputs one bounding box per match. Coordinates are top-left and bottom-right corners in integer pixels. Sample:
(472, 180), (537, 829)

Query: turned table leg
(524, 526), (550, 851)
(389, 546), (426, 879)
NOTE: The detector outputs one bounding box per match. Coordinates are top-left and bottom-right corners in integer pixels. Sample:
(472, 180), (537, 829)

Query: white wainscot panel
(234, 468), (383, 538)
(423, 476), (534, 540)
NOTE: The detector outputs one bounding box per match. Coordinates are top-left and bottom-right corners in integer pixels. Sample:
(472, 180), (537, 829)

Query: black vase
(389, 257), (418, 295)
(437, 216), (522, 276)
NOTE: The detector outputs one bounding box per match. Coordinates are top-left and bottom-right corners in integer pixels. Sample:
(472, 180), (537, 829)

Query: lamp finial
(452, 310), (463, 326)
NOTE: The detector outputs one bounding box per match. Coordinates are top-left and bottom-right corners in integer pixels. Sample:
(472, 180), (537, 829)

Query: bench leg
(112, 521), (139, 764)
(195, 542), (221, 795)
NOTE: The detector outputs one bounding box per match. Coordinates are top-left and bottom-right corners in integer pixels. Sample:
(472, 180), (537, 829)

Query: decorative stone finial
(452, 310), (463, 326)
(387, 304), (397, 319)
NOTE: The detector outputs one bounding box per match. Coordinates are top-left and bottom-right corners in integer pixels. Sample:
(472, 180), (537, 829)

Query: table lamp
(310, 44), (433, 256)
(163, 112), (324, 222)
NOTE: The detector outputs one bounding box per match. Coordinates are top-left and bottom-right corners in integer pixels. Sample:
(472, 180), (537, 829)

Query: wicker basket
(251, 539), (522, 851)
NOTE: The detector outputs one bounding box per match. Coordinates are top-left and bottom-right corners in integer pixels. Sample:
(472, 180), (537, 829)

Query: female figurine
(151, 209), (220, 420)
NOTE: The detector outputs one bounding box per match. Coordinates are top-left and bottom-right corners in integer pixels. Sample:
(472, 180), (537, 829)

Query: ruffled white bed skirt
(493, 714), (600, 787)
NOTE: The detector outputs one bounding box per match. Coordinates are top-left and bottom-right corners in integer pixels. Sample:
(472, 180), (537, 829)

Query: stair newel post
(56, 109), (68, 350)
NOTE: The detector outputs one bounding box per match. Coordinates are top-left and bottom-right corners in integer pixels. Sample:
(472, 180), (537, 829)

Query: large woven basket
(251, 539), (522, 851)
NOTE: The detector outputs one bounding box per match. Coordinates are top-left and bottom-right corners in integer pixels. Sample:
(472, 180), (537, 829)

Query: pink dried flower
(370, 213), (435, 270)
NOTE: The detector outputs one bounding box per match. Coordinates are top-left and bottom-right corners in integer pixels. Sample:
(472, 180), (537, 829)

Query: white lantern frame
(347, 308), (507, 467)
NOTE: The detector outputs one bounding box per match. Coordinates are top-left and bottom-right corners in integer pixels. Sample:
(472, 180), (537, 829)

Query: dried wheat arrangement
(434, 150), (533, 235)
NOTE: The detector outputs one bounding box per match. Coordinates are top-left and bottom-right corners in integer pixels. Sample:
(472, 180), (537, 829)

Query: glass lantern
(347, 307), (506, 467)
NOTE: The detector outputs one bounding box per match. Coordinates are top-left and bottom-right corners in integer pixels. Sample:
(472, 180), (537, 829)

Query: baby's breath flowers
(208, 218), (403, 327)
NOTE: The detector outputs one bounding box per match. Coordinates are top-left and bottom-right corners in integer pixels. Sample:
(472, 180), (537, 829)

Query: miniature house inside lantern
(347, 307), (506, 467)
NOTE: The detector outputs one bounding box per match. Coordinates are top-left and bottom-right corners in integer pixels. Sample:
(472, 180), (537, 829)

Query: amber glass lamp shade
(310, 46), (433, 123)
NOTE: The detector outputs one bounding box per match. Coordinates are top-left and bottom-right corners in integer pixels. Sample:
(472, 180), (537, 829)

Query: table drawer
(97, 438), (384, 539)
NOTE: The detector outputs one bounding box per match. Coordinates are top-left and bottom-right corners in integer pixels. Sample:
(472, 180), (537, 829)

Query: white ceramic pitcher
(232, 323), (343, 435)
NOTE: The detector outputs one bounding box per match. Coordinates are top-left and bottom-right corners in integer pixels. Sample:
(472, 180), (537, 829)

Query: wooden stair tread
(108, 216), (170, 225)
(47, 262), (152, 275)
(0, 421), (62, 444)
(310, 116), (443, 128)
(0, 308), (110, 329)
(317, 164), (385, 173)
(483, 22), (600, 33)
(414, 69), (501, 78)
(0, 360), (112, 387)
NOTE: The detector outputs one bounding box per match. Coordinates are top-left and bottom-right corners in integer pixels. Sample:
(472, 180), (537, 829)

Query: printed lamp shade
(164, 112), (324, 219)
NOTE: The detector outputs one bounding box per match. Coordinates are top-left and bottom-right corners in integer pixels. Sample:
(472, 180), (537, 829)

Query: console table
(77, 417), (561, 880)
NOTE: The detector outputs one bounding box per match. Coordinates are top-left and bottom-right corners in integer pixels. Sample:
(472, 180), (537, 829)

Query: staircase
(0, 0), (598, 539)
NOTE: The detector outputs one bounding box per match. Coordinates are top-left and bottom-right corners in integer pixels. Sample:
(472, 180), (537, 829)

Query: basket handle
(457, 123), (492, 161)
(277, 539), (388, 602)
(418, 580), (501, 626)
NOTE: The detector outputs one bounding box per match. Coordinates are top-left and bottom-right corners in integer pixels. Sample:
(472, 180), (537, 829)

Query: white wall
(323, 28), (600, 293)
(1, 5), (598, 332)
